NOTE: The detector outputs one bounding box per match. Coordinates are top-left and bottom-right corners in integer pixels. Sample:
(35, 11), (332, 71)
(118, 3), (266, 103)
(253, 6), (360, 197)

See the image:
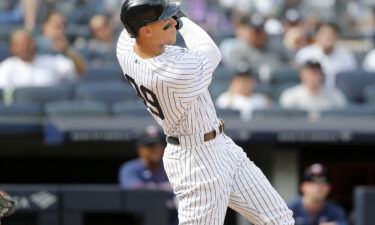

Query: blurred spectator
(36, 11), (86, 73)
(119, 126), (169, 189)
(37, 11), (69, 54)
(279, 1), (323, 33)
(46, 0), (103, 24)
(302, 0), (336, 22)
(283, 26), (309, 65)
(118, 125), (177, 225)
(102, 0), (123, 16)
(74, 14), (117, 64)
(220, 14), (286, 72)
(280, 60), (347, 112)
(0, 29), (85, 101)
(283, 9), (304, 32)
(288, 163), (348, 225)
(101, 0), (126, 27)
(68, 0), (102, 25)
(54, 0), (126, 28)
(295, 22), (357, 89)
(363, 49), (375, 72)
(216, 70), (270, 120)
(280, 0), (335, 23)
(279, 0), (301, 20)
(346, 2), (375, 36)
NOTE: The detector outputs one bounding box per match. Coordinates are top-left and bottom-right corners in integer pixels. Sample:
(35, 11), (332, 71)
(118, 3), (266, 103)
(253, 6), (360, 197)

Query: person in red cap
(288, 163), (348, 225)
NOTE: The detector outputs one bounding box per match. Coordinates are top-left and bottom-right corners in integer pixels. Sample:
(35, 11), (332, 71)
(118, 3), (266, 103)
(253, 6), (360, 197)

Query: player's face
(148, 17), (177, 45)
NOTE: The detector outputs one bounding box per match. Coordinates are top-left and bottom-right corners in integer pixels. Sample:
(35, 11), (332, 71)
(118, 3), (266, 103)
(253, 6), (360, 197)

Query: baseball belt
(167, 119), (225, 145)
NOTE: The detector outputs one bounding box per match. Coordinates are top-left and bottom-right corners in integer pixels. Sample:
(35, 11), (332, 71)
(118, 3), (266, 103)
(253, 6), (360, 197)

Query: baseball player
(116, 0), (295, 224)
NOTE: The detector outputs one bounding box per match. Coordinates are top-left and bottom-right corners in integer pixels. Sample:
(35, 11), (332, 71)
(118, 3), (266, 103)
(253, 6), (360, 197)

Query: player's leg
(228, 151), (294, 225)
(163, 142), (233, 225)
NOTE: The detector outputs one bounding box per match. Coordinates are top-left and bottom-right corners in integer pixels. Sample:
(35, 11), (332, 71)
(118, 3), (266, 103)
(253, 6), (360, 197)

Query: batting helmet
(120, 0), (181, 37)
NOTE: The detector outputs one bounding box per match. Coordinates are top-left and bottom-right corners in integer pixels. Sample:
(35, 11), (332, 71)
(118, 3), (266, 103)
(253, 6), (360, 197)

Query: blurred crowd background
(0, 0), (375, 118)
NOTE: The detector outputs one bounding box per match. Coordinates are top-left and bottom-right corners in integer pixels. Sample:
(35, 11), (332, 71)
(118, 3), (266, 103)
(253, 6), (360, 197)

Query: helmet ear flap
(124, 23), (138, 38)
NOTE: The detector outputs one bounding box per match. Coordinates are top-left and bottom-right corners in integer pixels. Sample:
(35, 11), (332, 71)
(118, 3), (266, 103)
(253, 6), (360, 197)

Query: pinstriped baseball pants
(163, 133), (295, 225)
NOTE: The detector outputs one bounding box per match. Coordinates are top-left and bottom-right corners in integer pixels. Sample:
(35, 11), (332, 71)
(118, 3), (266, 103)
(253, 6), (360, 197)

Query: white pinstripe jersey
(116, 19), (295, 225)
(116, 29), (221, 138)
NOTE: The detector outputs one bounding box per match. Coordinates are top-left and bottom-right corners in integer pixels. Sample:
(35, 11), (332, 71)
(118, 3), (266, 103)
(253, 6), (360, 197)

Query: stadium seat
(74, 81), (138, 105)
(253, 105), (308, 119)
(209, 81), (273, 102)
(364, 84), (375, 105)
(213, 65), (235, 82)
(254, 83), (273, 98)
(65, 24), (91, 42)
(66, 0), (101, 25)
(44, 100), (109, 117)
(216, 108), (240, 118)
(273, 81), (299, 100)
(0, 23), (17, 42)
(112, 100), (150, 117)
(208, 80), (230, 101)
(0, 102), (41, 116)
(13, 86), (73, 106)
(80, 63), (124, 81)
(269, 66), (299, 85)
(354, 186), (375, 225)
(336, 70), (375, 103)
(321, 104), (375, 117)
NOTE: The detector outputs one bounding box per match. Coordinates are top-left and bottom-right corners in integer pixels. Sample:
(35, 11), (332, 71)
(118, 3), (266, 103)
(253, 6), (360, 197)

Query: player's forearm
(179, 17), (222, 69)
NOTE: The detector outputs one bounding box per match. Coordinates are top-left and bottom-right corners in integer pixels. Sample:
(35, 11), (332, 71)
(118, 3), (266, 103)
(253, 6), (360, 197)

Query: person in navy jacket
(288, 163), (347, 225)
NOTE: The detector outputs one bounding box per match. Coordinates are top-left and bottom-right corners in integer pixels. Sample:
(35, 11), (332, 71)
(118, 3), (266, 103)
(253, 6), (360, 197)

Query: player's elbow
(211, 47), (222, 69)
(204, 43), (221, 68)
(199, 43), (222, 70)
(216, 48), (222, 63)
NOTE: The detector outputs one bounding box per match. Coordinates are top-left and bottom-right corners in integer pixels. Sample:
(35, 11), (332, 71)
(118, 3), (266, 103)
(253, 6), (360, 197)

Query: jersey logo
(125, 74), (165, 120)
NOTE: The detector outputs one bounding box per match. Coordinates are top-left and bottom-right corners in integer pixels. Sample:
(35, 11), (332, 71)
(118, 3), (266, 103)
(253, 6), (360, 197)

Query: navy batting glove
(173, 11), (186, 30)
(173, 16), (183, 30)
